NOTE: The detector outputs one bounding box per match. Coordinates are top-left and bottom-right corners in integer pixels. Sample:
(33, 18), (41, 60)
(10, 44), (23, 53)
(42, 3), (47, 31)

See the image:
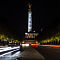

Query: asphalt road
(0, 47), (44, 60)
(35, 46), (60, 60)
(1, 46), (60, 60)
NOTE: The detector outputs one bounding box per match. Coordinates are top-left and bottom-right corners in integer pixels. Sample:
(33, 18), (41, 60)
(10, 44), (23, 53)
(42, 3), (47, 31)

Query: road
(35, 46), (60, 60)
(18, 47), (44, 60)
(1, 46), (60, 60)
(0, 46), (45, 60)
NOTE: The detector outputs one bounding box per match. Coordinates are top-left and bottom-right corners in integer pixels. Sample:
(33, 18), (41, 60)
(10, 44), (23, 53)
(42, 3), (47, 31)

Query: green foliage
(0, 34), (20, 43)
(40, 32), (60, 43)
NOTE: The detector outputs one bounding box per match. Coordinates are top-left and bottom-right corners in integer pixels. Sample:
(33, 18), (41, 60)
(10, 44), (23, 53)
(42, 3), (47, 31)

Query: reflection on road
(0, 51), (21, 60)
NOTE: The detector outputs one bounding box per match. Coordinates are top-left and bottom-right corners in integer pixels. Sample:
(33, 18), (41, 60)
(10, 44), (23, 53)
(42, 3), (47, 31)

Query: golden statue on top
(28, 2), (31, 11)
(29, 3), (31, 9)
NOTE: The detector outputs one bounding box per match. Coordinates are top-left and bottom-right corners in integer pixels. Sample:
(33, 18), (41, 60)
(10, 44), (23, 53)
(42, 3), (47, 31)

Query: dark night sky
(0, 0), (60, 40)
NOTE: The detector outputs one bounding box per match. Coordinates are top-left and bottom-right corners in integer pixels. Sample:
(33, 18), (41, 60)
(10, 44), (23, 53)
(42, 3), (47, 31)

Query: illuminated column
(28, 3), (32, 32)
